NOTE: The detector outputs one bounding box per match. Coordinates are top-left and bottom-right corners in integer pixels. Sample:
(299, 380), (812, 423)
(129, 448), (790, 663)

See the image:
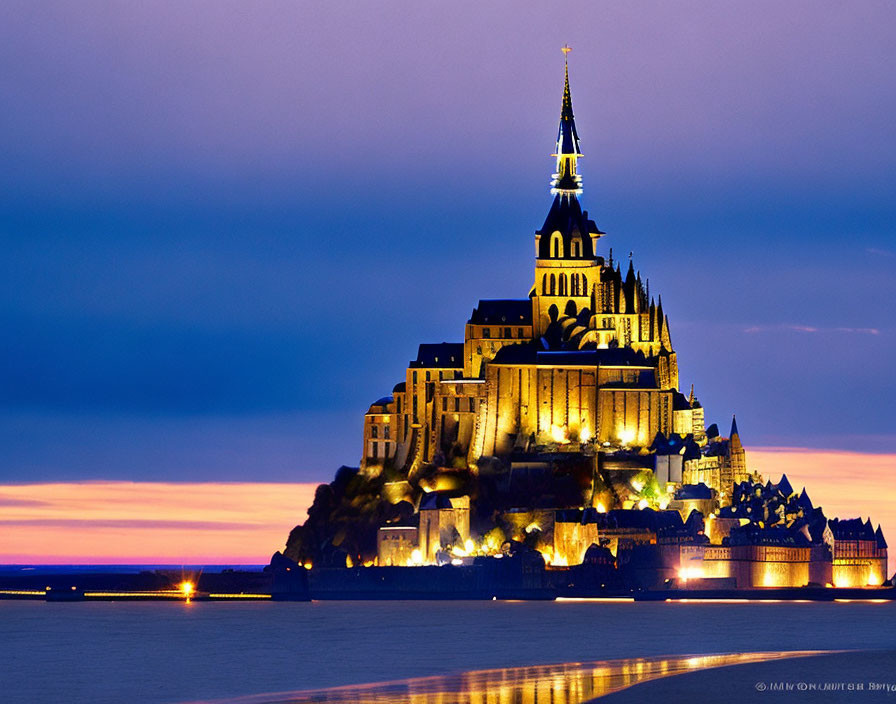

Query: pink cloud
(0, 481), (317, 564)
(743, 325), (880, 335)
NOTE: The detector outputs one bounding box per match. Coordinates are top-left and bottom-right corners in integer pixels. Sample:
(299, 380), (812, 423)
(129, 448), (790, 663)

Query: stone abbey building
(286, 58), (888, 591)
(360, 61), (748, 497)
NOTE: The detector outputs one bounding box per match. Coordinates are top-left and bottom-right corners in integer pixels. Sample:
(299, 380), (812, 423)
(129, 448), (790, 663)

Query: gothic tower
(531, 58), (603, 336)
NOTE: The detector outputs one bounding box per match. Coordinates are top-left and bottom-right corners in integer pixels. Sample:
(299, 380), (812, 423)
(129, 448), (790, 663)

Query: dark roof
(796, 488), (813, 511)
(650, 432), (700, 458)
(557, 63), (581, 157)
(729, 524), (811, 548)
(776, 474), (793, 498)
(828, 517), (876, 541)
(371, 396), (393, 407)
(593, 508), (685, 533)
(392, 382), (406, 393)
(555, 508), (586, 524)
(876, 525), (888, 549)
(536, 194), (600, 259)
(409, 343), (464, 369)
(419, 493), (454, 511)
(703, 438), (730, 458)
(469, 299), (532, 325)
(675, 483), (713, 500)
(730, 415), (740, 438)
(672, 390), (691, 411)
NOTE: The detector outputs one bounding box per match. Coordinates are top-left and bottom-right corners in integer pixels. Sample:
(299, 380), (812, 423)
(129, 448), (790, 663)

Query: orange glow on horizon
(0, 481), (317, 564)
(0, 448), (893, 572)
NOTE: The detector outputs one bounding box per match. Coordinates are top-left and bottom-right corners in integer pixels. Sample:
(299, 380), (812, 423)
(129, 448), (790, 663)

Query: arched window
(550, 273), (556, 295)
(550, 232), (564, 258)
(582, 274), (588, 294)
(559, 274), (567, 296)
(542, 273), (548, 294)
(572, 238), (581, 257)
(571, 273), (579, 296)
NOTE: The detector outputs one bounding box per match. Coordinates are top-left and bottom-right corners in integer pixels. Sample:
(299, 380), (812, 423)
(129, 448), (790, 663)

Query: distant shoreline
(1, 565), (893, 602)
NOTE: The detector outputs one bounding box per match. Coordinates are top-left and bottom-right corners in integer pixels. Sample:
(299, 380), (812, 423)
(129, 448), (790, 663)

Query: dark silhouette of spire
(557, 58), (581, 157)
(551, 50), (583, 196)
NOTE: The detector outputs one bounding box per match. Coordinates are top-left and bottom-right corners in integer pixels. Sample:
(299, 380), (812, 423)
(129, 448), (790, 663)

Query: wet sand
(192, 652), (830, 703)
(596, 650), (896, 703)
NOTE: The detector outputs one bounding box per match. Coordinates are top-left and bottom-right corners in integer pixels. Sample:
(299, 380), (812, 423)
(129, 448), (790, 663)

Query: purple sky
(1, 2), (894, 482)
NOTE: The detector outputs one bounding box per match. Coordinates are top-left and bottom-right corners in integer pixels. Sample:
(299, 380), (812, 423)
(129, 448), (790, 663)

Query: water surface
(2, 600), (893, 704)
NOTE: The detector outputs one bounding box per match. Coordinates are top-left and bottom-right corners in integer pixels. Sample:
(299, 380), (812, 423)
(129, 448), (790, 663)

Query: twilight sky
(2, 1), (895, 487)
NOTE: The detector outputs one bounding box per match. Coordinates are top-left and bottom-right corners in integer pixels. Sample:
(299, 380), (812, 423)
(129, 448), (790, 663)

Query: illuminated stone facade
(828, 518), (888, 587)
(377, 525), (418, 567)
(418, 494), (470, 563)
(360, 62), (708, 487)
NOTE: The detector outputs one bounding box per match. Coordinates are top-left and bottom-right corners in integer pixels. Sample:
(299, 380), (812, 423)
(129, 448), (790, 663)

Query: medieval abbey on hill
(285, 57), (888, 591)
(360, 61), (752, 506)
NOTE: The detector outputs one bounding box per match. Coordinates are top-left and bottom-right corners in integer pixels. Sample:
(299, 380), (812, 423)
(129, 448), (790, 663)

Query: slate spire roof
(556, 61), (582, 159)
(550, 55), (584, 197)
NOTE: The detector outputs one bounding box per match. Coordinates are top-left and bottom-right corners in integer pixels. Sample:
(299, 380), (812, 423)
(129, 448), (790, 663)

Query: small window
(551, 232), (564, 258)
(517, 328), (524, 338)
(384, 426), (390, 439)
(454, 397), (460, 412)
(412, 371), (418, 385)
(426, 371), (431, 381)
(372, 442), (378, 459)
(483, 328), (491, 339)
(442, 397), (448, 412)
(371, 425), (378, 438)
(504, 327), (511, 337)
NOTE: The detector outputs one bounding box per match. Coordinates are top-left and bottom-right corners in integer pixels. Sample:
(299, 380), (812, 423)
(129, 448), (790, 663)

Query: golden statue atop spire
(561, 44), (572, 59)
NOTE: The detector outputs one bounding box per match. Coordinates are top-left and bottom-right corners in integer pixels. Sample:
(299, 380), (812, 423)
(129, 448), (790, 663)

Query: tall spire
(551, 46), (583, 197)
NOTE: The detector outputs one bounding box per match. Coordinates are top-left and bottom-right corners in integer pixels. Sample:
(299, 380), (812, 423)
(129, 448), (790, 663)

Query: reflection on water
(205, 651), (828, 704)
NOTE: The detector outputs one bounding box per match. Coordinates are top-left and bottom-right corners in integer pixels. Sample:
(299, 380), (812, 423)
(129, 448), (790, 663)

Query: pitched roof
(675, 483), (713, 500)
(730, 415), (740, 438)
(776, 474), (794, 498)
(469, 299), (532, 325)
(828, 517), (876, 540)
(409, 343), (464, 369)
(536, 194), (600, 252)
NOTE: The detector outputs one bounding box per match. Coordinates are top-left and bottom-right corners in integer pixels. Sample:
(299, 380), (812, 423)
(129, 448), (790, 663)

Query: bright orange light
(678, 567), (705, 582)
(179, 581), (194, 597)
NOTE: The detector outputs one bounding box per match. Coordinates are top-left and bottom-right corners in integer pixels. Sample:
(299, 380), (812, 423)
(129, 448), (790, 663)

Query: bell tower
(532, 48), (604, 336)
